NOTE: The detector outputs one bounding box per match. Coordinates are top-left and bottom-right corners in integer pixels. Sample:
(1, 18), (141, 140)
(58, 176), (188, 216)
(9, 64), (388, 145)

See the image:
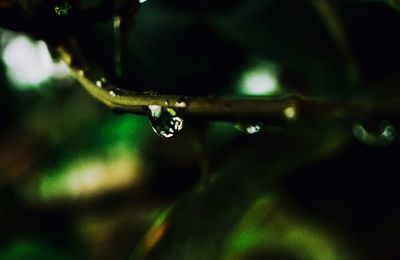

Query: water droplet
(94, 77), (107, 88)
(283, 106), (297, 120)
(175, 101), (187, 108)
(54, 1), (72, 17)
(175, 97), (188, 108)
(234, 122), (263, 135)
(109, 90), (117, 97)
(77, 70), (85, 77)
(148, 105), (184, 138)
(96, 80), (102, 88)
(353, 121), (397, 146)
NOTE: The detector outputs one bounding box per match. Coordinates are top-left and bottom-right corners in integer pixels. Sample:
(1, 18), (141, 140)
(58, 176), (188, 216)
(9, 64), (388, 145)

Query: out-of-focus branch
(311, 0), (360, 86)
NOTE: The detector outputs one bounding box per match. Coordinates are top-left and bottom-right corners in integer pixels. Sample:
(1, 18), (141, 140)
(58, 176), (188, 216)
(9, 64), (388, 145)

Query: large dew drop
(148, 105), (184, 138)
(234, 122), (263, 135)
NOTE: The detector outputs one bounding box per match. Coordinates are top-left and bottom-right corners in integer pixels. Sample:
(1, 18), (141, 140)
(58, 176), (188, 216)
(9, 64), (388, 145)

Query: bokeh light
(1, 33), (70, 89)
(39, 149), (142, 200)
(225, 196), (348, 260)
(239, 62), (280, 96)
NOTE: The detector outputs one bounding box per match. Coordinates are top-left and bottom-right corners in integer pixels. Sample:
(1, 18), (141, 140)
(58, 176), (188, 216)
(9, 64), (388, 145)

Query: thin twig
(57, 46), (400, 123)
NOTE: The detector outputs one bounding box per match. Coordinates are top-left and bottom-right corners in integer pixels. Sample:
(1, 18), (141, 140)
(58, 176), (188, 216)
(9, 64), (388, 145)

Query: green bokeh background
(1, 0), (400, 259)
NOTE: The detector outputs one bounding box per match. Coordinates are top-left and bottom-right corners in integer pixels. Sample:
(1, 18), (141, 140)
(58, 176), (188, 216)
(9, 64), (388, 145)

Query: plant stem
(57, 46), (400, 123)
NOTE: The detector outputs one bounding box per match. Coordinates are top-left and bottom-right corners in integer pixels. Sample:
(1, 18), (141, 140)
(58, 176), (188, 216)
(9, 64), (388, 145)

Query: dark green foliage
(1, 1), (400, 259)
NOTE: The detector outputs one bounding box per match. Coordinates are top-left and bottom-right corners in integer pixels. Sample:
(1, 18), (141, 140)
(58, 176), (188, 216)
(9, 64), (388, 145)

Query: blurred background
(1, 0), (400, 259)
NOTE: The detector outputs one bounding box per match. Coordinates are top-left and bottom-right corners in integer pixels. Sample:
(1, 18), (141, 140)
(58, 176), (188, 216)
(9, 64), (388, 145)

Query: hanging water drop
(353, 121), (397, 146)
(148, 105), (184, 138)
(95, 77), (107, 88)
(234, 122), (263, 135)
(54, 1), (72, 17)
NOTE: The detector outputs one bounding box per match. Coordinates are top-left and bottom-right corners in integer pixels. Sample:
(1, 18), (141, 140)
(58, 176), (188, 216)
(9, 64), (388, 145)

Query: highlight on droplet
(147, 105), (183, 138)
(234, 122), (263, 135)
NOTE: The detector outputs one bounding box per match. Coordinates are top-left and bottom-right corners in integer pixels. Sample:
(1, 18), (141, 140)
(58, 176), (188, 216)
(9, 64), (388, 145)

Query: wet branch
(58, 47), (400, 123)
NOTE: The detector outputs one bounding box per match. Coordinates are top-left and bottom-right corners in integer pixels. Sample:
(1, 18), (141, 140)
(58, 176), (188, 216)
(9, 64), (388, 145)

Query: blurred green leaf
(138, 124), (349, 260)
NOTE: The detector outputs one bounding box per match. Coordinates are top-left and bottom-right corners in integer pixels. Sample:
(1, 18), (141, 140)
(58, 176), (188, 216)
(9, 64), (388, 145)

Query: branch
(57, 46), (400, 123)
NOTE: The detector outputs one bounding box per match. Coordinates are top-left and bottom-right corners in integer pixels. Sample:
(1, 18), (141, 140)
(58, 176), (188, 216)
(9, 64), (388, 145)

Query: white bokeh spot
(2, 34), (70, 89)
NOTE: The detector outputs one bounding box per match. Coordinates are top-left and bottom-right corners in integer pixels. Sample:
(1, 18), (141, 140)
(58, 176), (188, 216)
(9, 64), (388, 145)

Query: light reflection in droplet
(175, 101), (187, 108)
(147, 105), (183, 138)
(234, 122), (263, 135)
(109, 90), (117, 97)
(96, 80), (102, 88)
(148, 105), (162, 118)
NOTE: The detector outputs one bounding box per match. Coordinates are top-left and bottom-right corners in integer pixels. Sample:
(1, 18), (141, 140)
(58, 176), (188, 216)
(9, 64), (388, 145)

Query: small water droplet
(109, 90), (117, 97)
(175, 97), (188, 108)
(54, 1), (72, 17)
(148, 105), (183, 138)
(96, 80), (102, 88)
(175, 101), (187, 108)
(95, 77), (107, 88)
(234, 122), (263, 135)
(283, 106), (297, 120)
(353, 121), (397, 146)
(77, 70), (85, 77)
